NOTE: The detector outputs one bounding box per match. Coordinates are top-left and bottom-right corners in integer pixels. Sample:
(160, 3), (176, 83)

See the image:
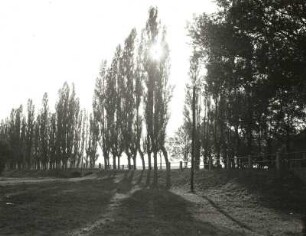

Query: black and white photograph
(0, 0), (306, 235)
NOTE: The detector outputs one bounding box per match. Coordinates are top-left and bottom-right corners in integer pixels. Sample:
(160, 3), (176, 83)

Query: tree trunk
(103, 153), (108, 169)
(127, 151), (131, 170)
(148, 151), (152, 170)
(214, 97), (220, 167)
(118, 155), (121, 170)
(139, 149), (145, 170)
(112, 154), (116, 169)
(195, 139), (201, 170)
(133, 156), (136, 170)
(161, 146), (170, 188)
(161, 146), (169, 167)
(153, 151), (158, 186)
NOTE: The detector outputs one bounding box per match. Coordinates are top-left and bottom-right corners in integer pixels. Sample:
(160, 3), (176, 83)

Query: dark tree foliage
(39, 93), (49, 169)
(7, 105), (23, 169)
(0, 139), (11, 174)
(25, 99), (35, 169)
(0, 83), (91, 170)
(187, 0), (306, 167)
(143, 7), (172, 176)
(122, 29), (137, 169)
(94, 60), (110, 169)
(55, 83), (81, 169)
(87, 113), (99, 168)
(93, 8), (171, 171)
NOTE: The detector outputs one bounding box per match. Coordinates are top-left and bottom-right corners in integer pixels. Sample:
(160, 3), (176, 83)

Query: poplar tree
(49, 113), (57, 169)
(39, 93), (49, 169)
(134, 32), (146, 170)
(143, 7), (172, 179)
(94, 61), (110, 169)
(105, 46), (123, 169)
(121, 28), (137, 169)
(8, 106), (23, 169)
(86, 113), (99, 168)
(55, 83), (80, 168)
(25, 99), (35, 169)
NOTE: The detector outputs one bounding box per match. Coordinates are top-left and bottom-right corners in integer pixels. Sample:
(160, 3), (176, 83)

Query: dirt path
(70, 172), (141, 236)
(0, 175), (96, 186)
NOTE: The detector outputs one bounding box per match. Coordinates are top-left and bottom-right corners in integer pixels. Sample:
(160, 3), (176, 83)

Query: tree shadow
(90, 187), (246, 236)
(202, 195), (254, 232)
(145, 170), (151, 187)
(135, 170), (144, 186)
(166, 170), (171, 189)
(141, 169), (172, 190)
(116, 170), (135, 194)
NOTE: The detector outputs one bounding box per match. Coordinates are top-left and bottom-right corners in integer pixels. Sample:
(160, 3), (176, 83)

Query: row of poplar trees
(0, 7), (172, 171)
(93, 7), (171, 171)
(175, 0), (306, 169)
(0, 85), (100, 170)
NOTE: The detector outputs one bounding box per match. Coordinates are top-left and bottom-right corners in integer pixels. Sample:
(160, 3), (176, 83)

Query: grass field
(0, 169), (305, 235)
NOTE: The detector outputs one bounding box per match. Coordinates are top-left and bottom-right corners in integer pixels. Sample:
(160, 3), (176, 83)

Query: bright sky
(0, 0), (216, 134)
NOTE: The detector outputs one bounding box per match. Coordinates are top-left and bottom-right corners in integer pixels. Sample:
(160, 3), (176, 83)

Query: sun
(150, 43), (163, 61)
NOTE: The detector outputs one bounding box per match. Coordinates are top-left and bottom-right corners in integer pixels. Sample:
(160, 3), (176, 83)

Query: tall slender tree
(94, 60), (110, 169)
(39, 93), (49, 169)
(143, 7), (172, 181)
(25, 99), (35, 169)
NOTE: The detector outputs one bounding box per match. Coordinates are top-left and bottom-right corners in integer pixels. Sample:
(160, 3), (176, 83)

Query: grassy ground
(0, 169), (305, 235)
(173, 169), (306, 236)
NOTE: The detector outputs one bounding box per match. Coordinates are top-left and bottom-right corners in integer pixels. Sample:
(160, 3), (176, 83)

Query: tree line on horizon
(0, 7), (171, 175)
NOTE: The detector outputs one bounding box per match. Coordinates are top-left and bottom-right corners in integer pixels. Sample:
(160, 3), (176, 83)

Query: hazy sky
(0, 0), (216, 134)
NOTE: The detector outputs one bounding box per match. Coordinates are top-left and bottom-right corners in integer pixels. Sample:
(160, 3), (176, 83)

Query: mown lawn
(0, 169), (305, 235)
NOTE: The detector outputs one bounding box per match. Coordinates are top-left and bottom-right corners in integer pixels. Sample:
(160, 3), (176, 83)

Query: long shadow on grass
(117, 170), (135, 194)
(202, 195), (254, 232)
(135, 170), (144, 186)
(141, 169), (171, 190)
(146, 169), (151, 186)
(90, 171), (246, 236)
